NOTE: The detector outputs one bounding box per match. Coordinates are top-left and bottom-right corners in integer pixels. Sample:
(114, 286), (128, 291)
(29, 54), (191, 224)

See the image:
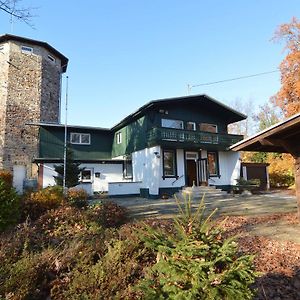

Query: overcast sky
(1, 0), (299, 127)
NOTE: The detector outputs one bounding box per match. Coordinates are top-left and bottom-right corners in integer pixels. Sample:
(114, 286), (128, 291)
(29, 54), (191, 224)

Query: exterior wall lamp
(154, 151), (160, 158)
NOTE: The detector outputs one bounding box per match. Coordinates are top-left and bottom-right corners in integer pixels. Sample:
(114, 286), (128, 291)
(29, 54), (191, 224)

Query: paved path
(105, 190), (300, 244)
(106, 190), (297, 220)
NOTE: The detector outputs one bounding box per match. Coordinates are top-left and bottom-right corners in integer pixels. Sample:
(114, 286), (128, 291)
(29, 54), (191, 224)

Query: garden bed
(0, 200), (299, 299)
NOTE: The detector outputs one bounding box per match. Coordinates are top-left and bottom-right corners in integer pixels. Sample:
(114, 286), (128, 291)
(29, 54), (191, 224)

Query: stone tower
(0, 34), (68, 188)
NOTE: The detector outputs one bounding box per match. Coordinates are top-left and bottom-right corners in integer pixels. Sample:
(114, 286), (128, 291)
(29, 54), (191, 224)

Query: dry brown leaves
(220, 213), (300, 300)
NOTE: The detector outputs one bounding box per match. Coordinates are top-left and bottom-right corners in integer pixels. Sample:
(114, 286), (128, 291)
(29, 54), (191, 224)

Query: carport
(230, 113), (300, 220)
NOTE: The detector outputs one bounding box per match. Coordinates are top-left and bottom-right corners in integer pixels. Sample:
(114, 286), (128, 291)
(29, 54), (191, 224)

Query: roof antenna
(187, 84), (192, 95)
(9, 0), (16, 33)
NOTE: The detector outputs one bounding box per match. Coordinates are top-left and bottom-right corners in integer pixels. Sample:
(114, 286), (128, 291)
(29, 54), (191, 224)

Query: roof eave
(230, 112), (300, 152)
(111, 94), (246, 130)
(0, 34), (69, 72)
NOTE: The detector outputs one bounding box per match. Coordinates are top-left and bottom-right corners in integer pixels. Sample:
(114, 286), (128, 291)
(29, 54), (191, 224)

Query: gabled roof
(0, 34), (68, 72)
(111, 94), (247, 131)
(230, 112), (300, 154)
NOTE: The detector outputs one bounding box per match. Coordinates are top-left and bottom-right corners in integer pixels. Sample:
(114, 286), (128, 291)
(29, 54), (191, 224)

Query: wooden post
(295, 156), (300, 221)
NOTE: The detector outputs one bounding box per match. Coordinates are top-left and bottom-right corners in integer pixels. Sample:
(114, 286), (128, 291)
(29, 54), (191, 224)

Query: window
(48, 55), (56, 62)
(123, 159), (133, 179)
(81, 169), (92, 182)
(199, 123), (218, 133)
(21, 45), (33, 54)
(207, 152), (219, 176)
(186, 152), (198, 160)
(162, 118), (183, 129)
(0, 45), (4, 51)
(186, 122), (196, 131)
(116, 132), (122, 144)
(163, 150), (176, 177)
(70, 132), (91, 145)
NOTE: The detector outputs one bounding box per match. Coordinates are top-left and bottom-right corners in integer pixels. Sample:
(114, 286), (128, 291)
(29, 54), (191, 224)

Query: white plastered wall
(132, 147), (185, 196)
(204, 151), (240, 186)
(132, 145), (161, 195)
(159, 149), (185, 188)
(41, 162), (128, 195)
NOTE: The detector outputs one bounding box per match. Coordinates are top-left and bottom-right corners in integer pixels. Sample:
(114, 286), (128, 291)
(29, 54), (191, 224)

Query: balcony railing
(147, 127), (243, 149)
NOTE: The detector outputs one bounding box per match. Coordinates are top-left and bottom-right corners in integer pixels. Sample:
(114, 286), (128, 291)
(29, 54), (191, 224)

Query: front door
(186, 152), (198, 186)
(186, 160), (197, 186)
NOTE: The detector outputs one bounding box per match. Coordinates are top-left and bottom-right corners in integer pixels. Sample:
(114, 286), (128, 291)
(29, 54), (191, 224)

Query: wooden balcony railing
(147, 127), (243, 149)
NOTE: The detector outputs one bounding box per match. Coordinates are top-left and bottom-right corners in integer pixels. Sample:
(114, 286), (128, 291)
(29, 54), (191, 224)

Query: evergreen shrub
(135, 195), (258, 300)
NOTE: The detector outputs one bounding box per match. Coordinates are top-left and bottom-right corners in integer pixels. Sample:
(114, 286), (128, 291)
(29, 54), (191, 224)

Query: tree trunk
(295, 156), (300, 221)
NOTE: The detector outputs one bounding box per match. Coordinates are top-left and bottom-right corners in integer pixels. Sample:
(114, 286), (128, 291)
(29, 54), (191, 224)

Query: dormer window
(70, 132), (91, 145)
(21, 45), (33, 54)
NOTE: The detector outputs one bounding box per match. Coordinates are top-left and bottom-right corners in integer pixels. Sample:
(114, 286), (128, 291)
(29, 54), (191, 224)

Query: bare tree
(228, 97), (256, 137)
(0, 0), (36, 27)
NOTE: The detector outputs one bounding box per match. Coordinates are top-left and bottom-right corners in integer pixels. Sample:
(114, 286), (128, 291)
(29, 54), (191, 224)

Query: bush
(88, 201), (128, 227)
(1, 249), (56, 300)
(0, 170), (13, 187)
(67, 187), (88, 208)
(134, 195), (258, 299)
(22, 186), (64, 220)
(57, 224), (151, 300)
(269, 172), (295, 188)
(0, 178), (20, 231)
(268, 153), (294, 188)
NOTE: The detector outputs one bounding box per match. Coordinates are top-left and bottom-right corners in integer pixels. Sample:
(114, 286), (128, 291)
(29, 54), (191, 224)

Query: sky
(0, 0), (299, 128)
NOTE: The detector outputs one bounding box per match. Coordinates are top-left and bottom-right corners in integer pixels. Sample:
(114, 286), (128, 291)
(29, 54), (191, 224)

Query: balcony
(147, 127), (243, 150)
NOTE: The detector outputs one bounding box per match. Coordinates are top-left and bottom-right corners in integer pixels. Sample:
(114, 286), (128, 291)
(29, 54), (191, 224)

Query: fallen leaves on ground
(220, 213), (300, 300)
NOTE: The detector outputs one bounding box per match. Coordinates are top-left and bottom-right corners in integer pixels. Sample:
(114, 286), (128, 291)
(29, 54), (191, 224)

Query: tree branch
(0, 0), (37, 28)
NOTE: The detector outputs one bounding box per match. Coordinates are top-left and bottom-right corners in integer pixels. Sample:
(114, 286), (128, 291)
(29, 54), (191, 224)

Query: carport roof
(230, 112), (300, 154)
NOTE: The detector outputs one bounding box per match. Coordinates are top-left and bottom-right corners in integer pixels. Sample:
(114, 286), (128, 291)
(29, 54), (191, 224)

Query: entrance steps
(177, 185), (229, 200)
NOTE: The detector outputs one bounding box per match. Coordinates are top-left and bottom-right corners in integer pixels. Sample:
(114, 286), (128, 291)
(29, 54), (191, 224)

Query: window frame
(48, 54), (56, 62)
(199, 123), (218, 133)
(186, 121), (196, 131)
(162, 149), (177, 178)
(70, 132), (91, 145)
(116, 132), (122, 144)
(207, 151), (219, 177)
(123, 159), (133, 180)
(80, 169), (93, 183)
(161, 118), (184, 130)
(21, 45), (33, 54)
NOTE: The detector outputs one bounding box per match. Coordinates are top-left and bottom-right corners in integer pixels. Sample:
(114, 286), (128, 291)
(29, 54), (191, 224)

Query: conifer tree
(135, 195), (257, 299)
(54, 147), (84, 188)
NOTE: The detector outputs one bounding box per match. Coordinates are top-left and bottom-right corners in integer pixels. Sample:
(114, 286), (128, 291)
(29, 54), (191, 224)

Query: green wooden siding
(39, 127), (113, 160)
(39, 100), (243, 160)
(112, 116), (148, 157)
(155, 103), (230, 133)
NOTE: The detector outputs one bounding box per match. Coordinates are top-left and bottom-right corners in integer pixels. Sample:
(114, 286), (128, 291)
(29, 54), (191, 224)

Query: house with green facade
(36, 94), (246, 197)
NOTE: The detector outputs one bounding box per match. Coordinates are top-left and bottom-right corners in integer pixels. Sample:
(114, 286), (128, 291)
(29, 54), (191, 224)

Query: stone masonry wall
(0, 42), (9, 170)
(0, 40), (62, 177)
